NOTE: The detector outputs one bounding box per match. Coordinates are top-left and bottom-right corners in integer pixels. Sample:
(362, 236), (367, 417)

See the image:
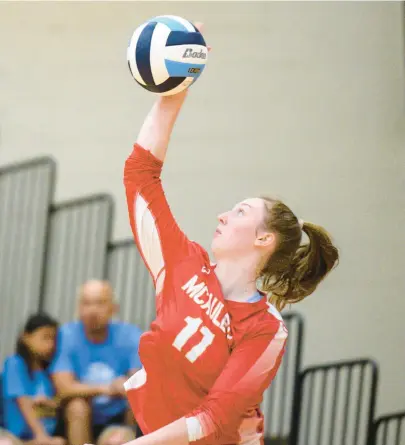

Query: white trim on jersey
(266, 302), (284, 322)
(124, 367), (147, 391)
(134, 193), (165, 282)
(242, 322), (288, 385)
(186, 417), (204, 442)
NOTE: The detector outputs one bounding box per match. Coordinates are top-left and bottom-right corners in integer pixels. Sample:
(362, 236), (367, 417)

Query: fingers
(193, 22), (211, 52)
(193, 21), (204, 33)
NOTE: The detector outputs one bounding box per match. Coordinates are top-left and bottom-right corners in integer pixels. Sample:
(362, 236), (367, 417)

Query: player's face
(212, 197), (268, 258)
(79, 287), (115, 332)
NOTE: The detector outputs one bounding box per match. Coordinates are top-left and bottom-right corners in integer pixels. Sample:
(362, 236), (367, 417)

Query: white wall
(0, 1), (404, 415)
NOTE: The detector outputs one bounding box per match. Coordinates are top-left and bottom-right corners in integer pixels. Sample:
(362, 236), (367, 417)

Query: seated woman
(2, 313), (65, 445)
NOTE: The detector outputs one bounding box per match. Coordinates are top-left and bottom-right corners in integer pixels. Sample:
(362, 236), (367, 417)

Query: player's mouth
(215, 228), (222, 236)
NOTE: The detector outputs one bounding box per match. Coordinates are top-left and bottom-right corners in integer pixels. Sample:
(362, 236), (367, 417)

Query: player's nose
(217, 212), (228, 225)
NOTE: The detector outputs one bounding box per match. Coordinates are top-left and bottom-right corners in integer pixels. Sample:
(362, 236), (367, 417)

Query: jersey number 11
(172, 316), (215, 363)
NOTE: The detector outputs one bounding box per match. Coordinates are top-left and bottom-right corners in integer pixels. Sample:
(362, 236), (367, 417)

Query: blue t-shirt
(49, 321), (142, 425)
(2, 355), (57, 439)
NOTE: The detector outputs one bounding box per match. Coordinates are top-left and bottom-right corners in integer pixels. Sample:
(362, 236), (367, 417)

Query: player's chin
(211, 237), (224, 258)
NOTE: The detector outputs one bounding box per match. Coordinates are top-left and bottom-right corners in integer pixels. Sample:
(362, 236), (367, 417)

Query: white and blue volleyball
(127, 15), (208, 96)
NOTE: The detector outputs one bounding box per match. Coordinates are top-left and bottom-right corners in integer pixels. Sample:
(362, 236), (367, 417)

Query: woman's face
(211, 197), (270, 260)
(24, 326), (57, 360)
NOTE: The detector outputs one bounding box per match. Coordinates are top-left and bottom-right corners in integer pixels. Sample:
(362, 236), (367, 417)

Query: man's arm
(109, 325), (143, 398)
(52, 372), (110, 400)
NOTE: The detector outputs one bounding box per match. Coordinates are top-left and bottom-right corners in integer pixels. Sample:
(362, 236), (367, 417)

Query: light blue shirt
(49, 321), (142, 425)
(2, 355), (57, 439)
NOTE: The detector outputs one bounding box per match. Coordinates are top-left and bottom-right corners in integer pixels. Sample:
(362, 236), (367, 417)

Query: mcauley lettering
(181, 275), (232, 339)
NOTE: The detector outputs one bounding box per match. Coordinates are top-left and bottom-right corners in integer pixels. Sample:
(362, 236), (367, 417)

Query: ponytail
(259, 198), (339, 311)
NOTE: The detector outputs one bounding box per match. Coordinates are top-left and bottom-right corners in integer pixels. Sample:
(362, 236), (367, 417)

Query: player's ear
(254, 231), (275, 248)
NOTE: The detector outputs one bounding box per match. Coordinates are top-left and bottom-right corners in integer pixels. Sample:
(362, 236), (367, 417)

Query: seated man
(50, 280), (142, 445)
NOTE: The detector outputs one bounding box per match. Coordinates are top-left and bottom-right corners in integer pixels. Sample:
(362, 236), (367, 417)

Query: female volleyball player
(117, 24), (338, 445)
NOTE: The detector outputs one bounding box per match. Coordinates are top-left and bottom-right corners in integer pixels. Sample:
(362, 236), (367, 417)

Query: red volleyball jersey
(123, 144), (288, 445)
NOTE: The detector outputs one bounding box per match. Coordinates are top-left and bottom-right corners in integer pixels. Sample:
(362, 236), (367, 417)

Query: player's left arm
(109, 319), (287, 445)
(186, 320), (287, 444)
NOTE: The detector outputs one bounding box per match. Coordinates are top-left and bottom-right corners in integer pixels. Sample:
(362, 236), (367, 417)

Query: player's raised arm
(134, 20), (207, 162)
(124, 91), (196, 290)
(124, 21), (209, 291)
(137, 91), (188, 163)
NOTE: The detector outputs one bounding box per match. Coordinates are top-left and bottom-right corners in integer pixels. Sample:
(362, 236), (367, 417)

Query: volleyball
(127, 15), (208, 96)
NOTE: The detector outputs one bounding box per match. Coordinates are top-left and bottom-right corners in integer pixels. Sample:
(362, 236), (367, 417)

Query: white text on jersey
(181, 275), (232, 340)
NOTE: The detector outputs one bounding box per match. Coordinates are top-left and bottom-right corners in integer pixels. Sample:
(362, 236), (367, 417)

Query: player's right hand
(193, 22), (212, 52)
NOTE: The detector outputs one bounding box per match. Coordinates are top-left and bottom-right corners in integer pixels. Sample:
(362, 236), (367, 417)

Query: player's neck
(215, 255), (258, 302)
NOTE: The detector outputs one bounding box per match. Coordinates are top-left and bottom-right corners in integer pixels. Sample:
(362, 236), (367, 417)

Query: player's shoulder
(264, 302), (284, 323)
(174, 240), (213, 276)
(256, 301), (288, 338)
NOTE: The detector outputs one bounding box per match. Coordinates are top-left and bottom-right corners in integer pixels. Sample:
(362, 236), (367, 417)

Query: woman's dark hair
(16, 312), (58, 376)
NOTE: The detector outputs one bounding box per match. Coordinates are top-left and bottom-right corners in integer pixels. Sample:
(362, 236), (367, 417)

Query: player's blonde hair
(257, 197), (339, 311)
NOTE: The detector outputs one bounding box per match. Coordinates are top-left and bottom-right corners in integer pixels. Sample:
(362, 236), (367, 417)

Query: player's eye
(237, 208), (245, 216)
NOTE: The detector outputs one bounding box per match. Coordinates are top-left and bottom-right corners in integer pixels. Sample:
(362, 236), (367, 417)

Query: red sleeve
(185, 319), (288, 444)
(124, 143), (195, 286)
